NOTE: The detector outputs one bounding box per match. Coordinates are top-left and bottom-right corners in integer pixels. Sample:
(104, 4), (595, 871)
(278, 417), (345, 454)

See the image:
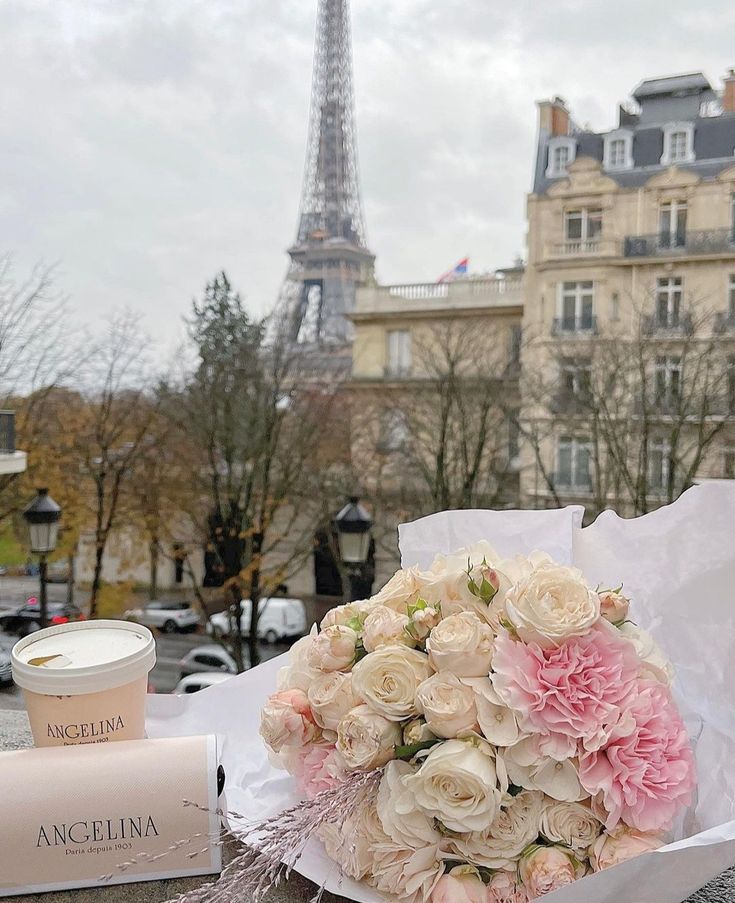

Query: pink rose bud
(487, 871), (529, 903)
(479, 565), (500, 592)
(431, 866), (488, 903)
(259, 688), (320, 753)
(519, 845), (582, 898)
(590, 826), (663, 871)
(599, 590), (630, 624)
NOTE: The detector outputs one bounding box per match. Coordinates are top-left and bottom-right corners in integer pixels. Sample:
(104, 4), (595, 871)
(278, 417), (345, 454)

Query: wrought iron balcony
(551, 316), (598, 337)
(624, 229), (735, 258)
(714, 311), (735, 334)
(0, 411), (15, 455)
(641, 313), (694, 336)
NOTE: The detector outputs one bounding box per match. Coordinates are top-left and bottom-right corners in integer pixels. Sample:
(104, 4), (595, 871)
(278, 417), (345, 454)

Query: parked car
(174, 672), (234, 694)
(206, 597), (307, 644)
(0, 650), (12, 686)
(124, 601), (201, 634)
(0, 601), (85, 637)
(178, 645), (237, 680)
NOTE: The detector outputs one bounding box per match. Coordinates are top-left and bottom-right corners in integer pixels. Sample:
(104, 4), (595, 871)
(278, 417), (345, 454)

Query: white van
(206, 597), (307, 644)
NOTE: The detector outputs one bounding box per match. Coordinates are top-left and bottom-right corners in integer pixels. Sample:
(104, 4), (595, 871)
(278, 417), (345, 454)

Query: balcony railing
(545, 238), (619, 260)
(624, 229), (735, 258)
(641, 313), (694, 336)
(0, 411), (15, 455)
(714, 311), (735, 334)
(551, 316), (598, 336)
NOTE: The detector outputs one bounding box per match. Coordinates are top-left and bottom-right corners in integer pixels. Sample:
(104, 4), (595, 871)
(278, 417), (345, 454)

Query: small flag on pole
(437, 257), (469, 283)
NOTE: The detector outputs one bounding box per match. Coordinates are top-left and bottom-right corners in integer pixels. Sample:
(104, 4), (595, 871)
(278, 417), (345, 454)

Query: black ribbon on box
(0, 735), (222, 897)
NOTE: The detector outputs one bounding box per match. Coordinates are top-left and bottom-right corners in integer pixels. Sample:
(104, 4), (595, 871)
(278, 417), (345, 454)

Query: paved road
(0, 624), (291, 711)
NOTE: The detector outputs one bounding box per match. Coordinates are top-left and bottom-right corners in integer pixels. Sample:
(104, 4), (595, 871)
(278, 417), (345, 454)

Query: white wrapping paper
(147, 484), (735, 902)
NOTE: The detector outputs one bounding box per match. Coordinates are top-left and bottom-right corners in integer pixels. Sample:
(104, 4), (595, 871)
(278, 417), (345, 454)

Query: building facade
(522, 70), (735, 516)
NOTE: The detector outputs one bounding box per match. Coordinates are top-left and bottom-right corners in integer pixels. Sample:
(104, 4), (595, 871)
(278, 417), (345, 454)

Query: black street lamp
(22, 488), (62, 630)
(333, 496), (374, 601)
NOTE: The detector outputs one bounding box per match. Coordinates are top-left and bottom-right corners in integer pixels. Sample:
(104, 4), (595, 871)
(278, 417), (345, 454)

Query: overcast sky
(2, 1), (735, 345)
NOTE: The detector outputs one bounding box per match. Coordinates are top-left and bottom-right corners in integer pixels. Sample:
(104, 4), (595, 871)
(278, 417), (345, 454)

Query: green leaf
(394, 738), (442, 760)
(346, 616), (363, 633)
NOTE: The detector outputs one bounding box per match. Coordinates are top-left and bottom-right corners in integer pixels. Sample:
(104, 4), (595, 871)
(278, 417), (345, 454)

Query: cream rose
(404, 738), (508, 832)
(403, 719), (437, 745)
(427, 611), (494, 677)
(307, 671), (358, 731)
(519, 844), (585, 897)
(446, 789), (544, 870)
(363, 605), (415, 652)
(411, 601), (442, 640)
(370, 565), (430, 613)
(415, 671), (479, 738)
(320, 599), (372, 630)
(369, 839), (446, 903)
(377, 760), (442, 846)
(540, 799), (603, 852)
(336, 704), (401, 771)
(319, 801), (388, 880)
(259, 688), (320, 754)
(505, 563), (600, 647)
(618, 621), (675, 684)
(487, 870), (529, 903)
(351, 646), (432, 721)
(307, 624), (358, 671)
(598, 589), (630, 625)
(276, 631), (321, 692)
(590, 825), (663, 871)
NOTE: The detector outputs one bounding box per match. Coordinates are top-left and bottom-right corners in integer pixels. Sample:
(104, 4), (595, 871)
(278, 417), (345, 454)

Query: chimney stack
(537, 96), (570, 137)
(723, 68), (735, 113)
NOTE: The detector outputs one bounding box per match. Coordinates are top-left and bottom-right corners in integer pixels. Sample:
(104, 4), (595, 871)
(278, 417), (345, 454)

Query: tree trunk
(89, 539), (104, 619)
(230, 581), (245, 673)
(149, 537), (159, 600)
(248, 531), (264, 669)
(66, 553), (75, 606)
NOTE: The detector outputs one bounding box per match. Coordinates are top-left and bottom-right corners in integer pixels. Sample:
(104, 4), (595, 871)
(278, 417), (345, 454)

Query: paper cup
(11, 619), (156, 748)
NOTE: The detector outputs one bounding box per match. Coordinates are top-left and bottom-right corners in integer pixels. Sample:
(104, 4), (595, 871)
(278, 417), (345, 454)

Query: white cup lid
(11, 619), (156, 696)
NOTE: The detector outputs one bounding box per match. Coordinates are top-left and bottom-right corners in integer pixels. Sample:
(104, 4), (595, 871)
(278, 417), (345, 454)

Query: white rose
(370, 565), (430, 613)
(446, 789), (544, 870)
(276, 630), (321, 692)
(618, 622), (674, 685)
(336, 704), (402, 771)
(404, 738), (508, 832)
(589, 825), (663, 871)
(504, 736), (588, 802)
(416, 671), (479, 738)
(377, 760), (442, 846)
(429, 540), (501, 576)
(319, 801), (388, 880)
(462, 677), (519, 747)
(403, 718), (437, 745)
(320, 599), (372, 630)
(307, 624), (358, 671)
(505, 562), (600, 647)
(411, 602), (442, 640)
(427, 611), (494, 677)
(422, 570), (498, 628)
(352, 646), (432, 721)
(363, 605), (415, 652)
(369, 839), (446, 903)
(307, 671), (358, 731)
(540, 799), (603, 852)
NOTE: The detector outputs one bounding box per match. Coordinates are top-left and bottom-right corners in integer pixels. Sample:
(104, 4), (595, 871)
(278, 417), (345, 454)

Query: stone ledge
(0, 711), (730, 902)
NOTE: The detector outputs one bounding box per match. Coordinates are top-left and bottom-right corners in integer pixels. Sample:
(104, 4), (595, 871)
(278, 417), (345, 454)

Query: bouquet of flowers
(257, 542), (696, 902)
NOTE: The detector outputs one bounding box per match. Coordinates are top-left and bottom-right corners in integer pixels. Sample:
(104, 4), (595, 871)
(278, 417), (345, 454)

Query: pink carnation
(579, 679), (696, 832)
(491, 625), (640, 751)
(292, 743), (346, 799)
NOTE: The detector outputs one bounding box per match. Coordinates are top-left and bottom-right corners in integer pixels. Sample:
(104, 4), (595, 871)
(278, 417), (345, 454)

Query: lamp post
(333, 496), (374, 602)
(22, 488), (62, 630)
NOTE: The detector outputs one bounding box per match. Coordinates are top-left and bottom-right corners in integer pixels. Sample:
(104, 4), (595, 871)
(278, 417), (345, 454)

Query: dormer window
(603, 130), (633, 171)
(546, 137), (576, 177)
(661, 123), (695, 165)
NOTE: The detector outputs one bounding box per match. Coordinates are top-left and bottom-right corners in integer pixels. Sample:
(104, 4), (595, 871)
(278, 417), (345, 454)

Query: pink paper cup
(11, 620), (156, 748)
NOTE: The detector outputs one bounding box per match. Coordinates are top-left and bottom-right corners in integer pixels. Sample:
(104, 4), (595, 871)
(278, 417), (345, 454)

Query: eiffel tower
(273, 0), (375, 350)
